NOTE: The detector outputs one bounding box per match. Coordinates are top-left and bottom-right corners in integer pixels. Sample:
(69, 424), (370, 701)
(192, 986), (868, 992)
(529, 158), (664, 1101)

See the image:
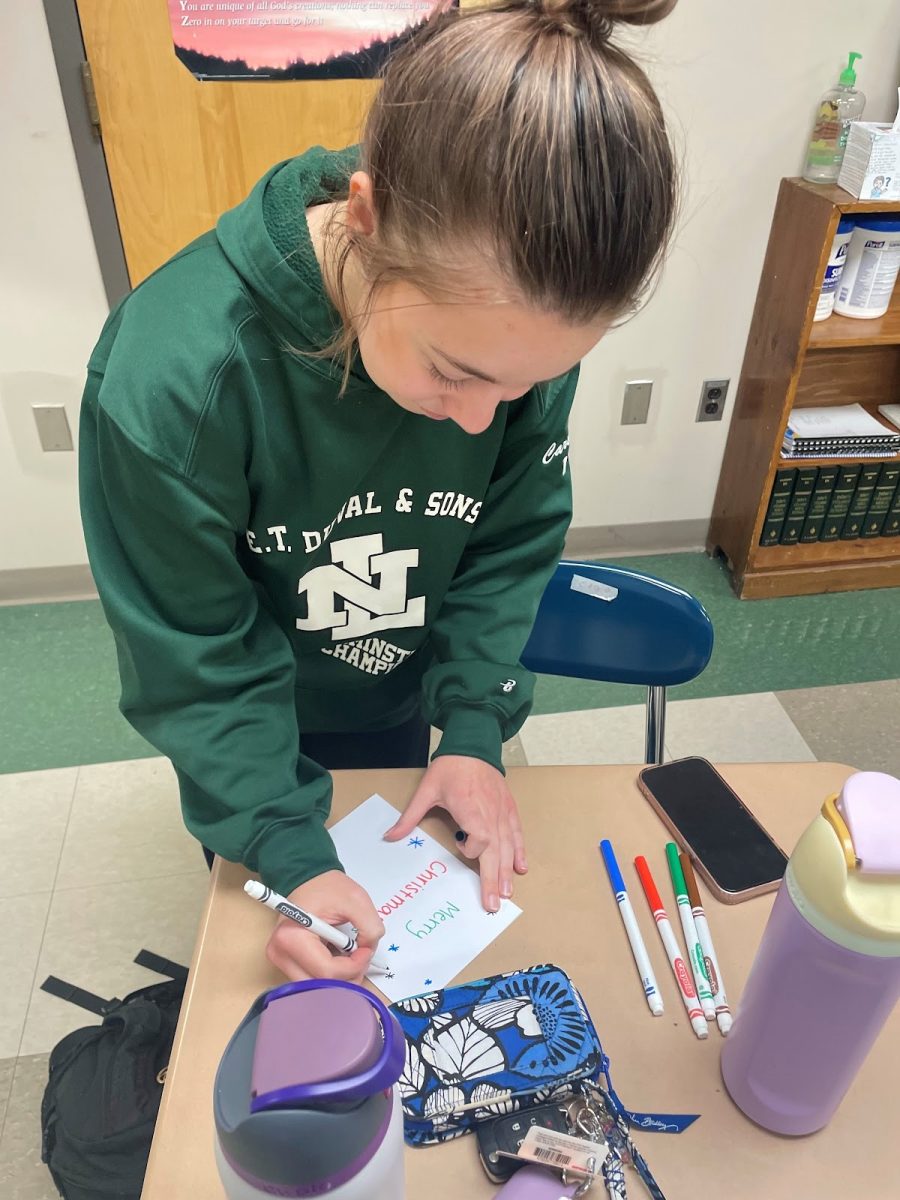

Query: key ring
(563, 1154), (598, 1197)
(574, 1081), (667, 1200)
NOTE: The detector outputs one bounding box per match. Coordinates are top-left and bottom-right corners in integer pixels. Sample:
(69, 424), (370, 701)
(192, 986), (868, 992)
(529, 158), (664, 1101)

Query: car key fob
(492, 1165), (578, 1198)
(477, 1102), (572, 1184)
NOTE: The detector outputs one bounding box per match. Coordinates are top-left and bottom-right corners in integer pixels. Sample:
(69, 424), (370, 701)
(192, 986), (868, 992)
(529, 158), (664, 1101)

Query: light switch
(622, 380), (652, 425)
(33, 405), (74, 451)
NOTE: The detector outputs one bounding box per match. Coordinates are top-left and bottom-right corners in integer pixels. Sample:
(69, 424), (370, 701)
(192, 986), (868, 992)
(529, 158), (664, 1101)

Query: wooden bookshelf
(808, 297), (900, 348)
(707, 178), (900, 598)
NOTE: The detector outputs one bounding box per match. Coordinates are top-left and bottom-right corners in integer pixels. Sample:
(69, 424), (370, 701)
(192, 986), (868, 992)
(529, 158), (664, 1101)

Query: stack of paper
(781, 404), (900, 459)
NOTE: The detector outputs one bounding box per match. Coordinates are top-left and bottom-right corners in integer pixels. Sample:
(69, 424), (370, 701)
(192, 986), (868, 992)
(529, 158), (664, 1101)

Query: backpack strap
(41, 975), (116, 1016)
(133, 949), (189, 983)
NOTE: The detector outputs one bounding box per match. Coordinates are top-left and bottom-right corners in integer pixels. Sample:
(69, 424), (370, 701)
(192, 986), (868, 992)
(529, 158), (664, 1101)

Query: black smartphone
(638, 756), (788, 903)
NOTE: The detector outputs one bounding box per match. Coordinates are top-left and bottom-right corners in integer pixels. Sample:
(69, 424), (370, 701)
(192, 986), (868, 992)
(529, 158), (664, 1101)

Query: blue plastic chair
(521, 560), (714, 764)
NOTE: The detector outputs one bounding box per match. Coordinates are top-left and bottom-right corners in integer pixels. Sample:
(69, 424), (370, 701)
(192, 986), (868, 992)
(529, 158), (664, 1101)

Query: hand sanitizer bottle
(803, 52), (866, 183)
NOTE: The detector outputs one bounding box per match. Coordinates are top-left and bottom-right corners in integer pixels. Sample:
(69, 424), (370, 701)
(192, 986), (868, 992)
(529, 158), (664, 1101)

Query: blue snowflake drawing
(424, 978), (433, 987)
(408, 836), (424, 848)
(389, 944), (400, 952)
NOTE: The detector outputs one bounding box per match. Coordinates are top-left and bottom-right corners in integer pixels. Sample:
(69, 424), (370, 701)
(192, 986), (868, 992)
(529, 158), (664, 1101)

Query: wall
(3, 2), (900, 579)
(568, 0), (900, 541)
(0, 4), (108, 576)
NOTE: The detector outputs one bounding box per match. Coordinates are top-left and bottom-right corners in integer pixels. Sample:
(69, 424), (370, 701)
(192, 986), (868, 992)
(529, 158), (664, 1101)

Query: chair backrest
(521, 560), (714, 687)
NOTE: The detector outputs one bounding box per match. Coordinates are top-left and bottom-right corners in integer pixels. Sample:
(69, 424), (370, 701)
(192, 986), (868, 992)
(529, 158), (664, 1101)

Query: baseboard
(0, 564), (98, 605)
(0, 522), (709, 605)
(564, 519), (710, 559)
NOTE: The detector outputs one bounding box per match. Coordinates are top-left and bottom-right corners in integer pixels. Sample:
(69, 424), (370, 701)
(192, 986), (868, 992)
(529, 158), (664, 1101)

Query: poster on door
(168, 0), (456, 81)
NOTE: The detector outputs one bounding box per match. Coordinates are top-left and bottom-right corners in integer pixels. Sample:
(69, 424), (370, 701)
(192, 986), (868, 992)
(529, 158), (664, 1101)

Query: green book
(800, 466), (839, 542)
(840, 463), (882, 540)
(882, 489), (900, 536)
(780, 466), (819, 544)
(819, 464), (862, 542)
(759, 468), (796, 546)
(860, 463), (900, 538)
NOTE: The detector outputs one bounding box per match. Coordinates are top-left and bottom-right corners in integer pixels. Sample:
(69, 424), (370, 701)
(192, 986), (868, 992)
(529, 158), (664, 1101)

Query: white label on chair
(571, 574), (619, 602)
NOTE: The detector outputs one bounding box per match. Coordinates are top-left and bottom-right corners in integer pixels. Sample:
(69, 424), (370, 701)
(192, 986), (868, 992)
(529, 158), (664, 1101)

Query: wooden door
(75, 0), (377, 284)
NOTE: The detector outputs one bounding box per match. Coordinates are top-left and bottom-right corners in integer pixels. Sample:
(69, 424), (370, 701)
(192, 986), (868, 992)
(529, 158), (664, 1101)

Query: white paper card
(329, 794), (521, 1003)
(788, 404), (896, 439)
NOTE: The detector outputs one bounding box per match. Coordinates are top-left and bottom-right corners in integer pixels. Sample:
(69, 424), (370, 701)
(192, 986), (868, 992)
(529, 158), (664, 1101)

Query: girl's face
(356, 280), (609, 435)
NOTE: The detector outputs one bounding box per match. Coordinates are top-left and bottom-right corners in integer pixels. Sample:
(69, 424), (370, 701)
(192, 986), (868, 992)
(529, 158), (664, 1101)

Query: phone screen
(640, 757), (788, 894)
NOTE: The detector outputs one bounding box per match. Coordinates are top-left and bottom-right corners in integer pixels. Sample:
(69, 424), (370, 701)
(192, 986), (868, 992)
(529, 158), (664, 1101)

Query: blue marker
(599, 839), (663, 1016)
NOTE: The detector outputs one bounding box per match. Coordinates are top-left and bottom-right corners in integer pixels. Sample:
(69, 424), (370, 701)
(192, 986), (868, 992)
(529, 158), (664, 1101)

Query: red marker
(634, 855), (708, 1040)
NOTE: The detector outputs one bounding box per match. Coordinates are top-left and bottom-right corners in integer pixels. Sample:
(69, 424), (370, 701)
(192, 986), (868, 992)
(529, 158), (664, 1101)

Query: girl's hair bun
(535, 0), (676, 39)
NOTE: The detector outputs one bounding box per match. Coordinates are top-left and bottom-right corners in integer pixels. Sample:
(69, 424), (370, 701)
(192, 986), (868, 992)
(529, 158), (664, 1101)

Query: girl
(79, 0), (677, 983)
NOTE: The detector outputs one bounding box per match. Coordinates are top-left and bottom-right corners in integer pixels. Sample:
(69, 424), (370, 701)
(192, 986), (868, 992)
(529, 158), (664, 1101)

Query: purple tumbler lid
(838, 772), (900, 874)
(249, 980), (403, 1114)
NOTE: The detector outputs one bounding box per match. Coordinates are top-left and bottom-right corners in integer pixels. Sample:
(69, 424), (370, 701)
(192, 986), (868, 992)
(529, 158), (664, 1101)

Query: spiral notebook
(781, 404), (900, 459)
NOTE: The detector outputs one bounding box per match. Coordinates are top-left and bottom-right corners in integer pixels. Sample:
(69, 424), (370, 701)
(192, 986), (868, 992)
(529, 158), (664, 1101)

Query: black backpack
(40, 950), (188, 1200)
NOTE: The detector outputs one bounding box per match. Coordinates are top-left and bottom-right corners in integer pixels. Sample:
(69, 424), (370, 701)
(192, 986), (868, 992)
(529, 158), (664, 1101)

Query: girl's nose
(442, 390), (504, 435)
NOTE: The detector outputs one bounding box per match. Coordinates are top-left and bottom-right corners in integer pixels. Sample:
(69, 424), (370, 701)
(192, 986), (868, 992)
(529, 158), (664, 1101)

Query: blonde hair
(322, 0), (678, 384)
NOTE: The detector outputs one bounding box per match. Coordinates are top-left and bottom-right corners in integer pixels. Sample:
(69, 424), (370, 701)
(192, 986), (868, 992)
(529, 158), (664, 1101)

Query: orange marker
(634, 855), (708, 1040)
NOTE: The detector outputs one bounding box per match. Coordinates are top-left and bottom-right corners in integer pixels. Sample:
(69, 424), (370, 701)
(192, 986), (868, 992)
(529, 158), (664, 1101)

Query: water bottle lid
(834, 772), (900, 874)
(214, 981), (404, 1196)
(788, 772), (900, 955)
(251, 988), (383, 1103)
(250, 980), (404, 1113)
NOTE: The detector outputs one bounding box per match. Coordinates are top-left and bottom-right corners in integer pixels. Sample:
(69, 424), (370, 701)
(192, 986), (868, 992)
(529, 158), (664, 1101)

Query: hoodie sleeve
(422, 367), (578, 771)
(79, 378), (342, 897)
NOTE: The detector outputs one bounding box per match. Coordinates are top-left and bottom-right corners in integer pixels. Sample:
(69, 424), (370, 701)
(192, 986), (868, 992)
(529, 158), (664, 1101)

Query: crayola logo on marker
(675, 959), (696, 996)
(280, 903), (312, 928)
(704, 956), (719, 993)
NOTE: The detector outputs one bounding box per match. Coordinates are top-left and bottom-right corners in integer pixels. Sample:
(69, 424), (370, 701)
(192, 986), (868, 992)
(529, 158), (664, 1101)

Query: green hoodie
(79, 147), (577, 896)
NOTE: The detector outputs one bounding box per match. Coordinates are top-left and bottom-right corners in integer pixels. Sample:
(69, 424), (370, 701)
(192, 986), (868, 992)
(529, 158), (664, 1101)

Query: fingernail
(520, 859), (528, 873)
(500, 881), (512, 898)
(489, 894), (500, 912)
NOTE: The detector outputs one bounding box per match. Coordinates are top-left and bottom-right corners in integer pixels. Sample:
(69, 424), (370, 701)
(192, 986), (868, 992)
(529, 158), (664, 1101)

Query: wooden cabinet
(707, 179), (900, 598)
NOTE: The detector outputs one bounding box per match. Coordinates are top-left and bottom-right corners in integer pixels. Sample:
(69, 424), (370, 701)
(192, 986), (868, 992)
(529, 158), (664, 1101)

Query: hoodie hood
(216, 145), (359, 366)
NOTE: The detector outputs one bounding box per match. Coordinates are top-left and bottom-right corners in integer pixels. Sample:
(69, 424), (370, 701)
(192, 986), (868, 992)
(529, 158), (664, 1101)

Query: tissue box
(838, 122), (900, 200)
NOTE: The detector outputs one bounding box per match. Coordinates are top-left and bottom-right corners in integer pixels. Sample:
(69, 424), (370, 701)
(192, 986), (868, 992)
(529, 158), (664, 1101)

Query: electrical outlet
(621, 379), (652, 425)
(696, 379), (729, 423)
(33, 404), (74, 451)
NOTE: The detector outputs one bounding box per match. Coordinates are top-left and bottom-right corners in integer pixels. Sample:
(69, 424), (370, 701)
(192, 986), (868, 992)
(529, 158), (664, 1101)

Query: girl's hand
(265, 870), (385, 982)
(383, 755), (527, 912)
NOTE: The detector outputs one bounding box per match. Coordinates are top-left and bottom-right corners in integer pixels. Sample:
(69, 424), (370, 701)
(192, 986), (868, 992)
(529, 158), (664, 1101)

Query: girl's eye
(427, 362), (468, 392)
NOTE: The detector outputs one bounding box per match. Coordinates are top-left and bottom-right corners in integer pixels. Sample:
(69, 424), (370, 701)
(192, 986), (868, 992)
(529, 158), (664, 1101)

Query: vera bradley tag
(597, 1053), (699, 1134)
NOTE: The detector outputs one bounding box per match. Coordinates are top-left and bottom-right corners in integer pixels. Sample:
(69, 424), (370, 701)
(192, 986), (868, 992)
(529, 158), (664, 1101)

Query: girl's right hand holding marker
(265, 870), (385, 983)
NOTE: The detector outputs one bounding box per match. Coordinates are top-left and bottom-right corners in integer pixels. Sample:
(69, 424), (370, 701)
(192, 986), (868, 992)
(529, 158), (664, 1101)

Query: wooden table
(142, 762), (899, 1199)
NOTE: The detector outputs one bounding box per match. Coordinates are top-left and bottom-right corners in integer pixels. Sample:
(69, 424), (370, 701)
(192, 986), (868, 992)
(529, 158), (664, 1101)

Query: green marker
(665, 843), (715, 1021)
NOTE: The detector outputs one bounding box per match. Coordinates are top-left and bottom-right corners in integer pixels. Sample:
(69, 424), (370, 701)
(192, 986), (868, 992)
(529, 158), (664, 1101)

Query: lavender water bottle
(721, 771), (900, 1135)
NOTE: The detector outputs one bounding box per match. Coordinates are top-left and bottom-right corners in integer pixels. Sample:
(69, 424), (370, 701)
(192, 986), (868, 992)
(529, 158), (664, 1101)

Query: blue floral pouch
(391, 963), (603, 1146)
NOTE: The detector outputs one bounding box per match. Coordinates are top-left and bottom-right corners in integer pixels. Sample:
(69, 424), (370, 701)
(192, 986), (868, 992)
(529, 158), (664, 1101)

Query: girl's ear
(346, 171), (377, 237)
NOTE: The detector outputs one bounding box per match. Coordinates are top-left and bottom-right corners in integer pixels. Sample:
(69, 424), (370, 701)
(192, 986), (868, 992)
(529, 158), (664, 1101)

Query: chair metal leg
(645, 686), (666, 765)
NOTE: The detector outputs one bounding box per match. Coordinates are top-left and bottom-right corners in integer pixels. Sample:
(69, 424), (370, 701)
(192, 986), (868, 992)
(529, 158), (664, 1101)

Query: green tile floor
(2, 552), (899, 775)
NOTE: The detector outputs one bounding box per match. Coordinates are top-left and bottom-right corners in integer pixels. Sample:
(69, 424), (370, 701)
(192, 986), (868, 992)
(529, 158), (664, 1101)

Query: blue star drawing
(407, 836), (424, 848)
(424, 978), (433, 987)
(388, 944), (399, 952)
